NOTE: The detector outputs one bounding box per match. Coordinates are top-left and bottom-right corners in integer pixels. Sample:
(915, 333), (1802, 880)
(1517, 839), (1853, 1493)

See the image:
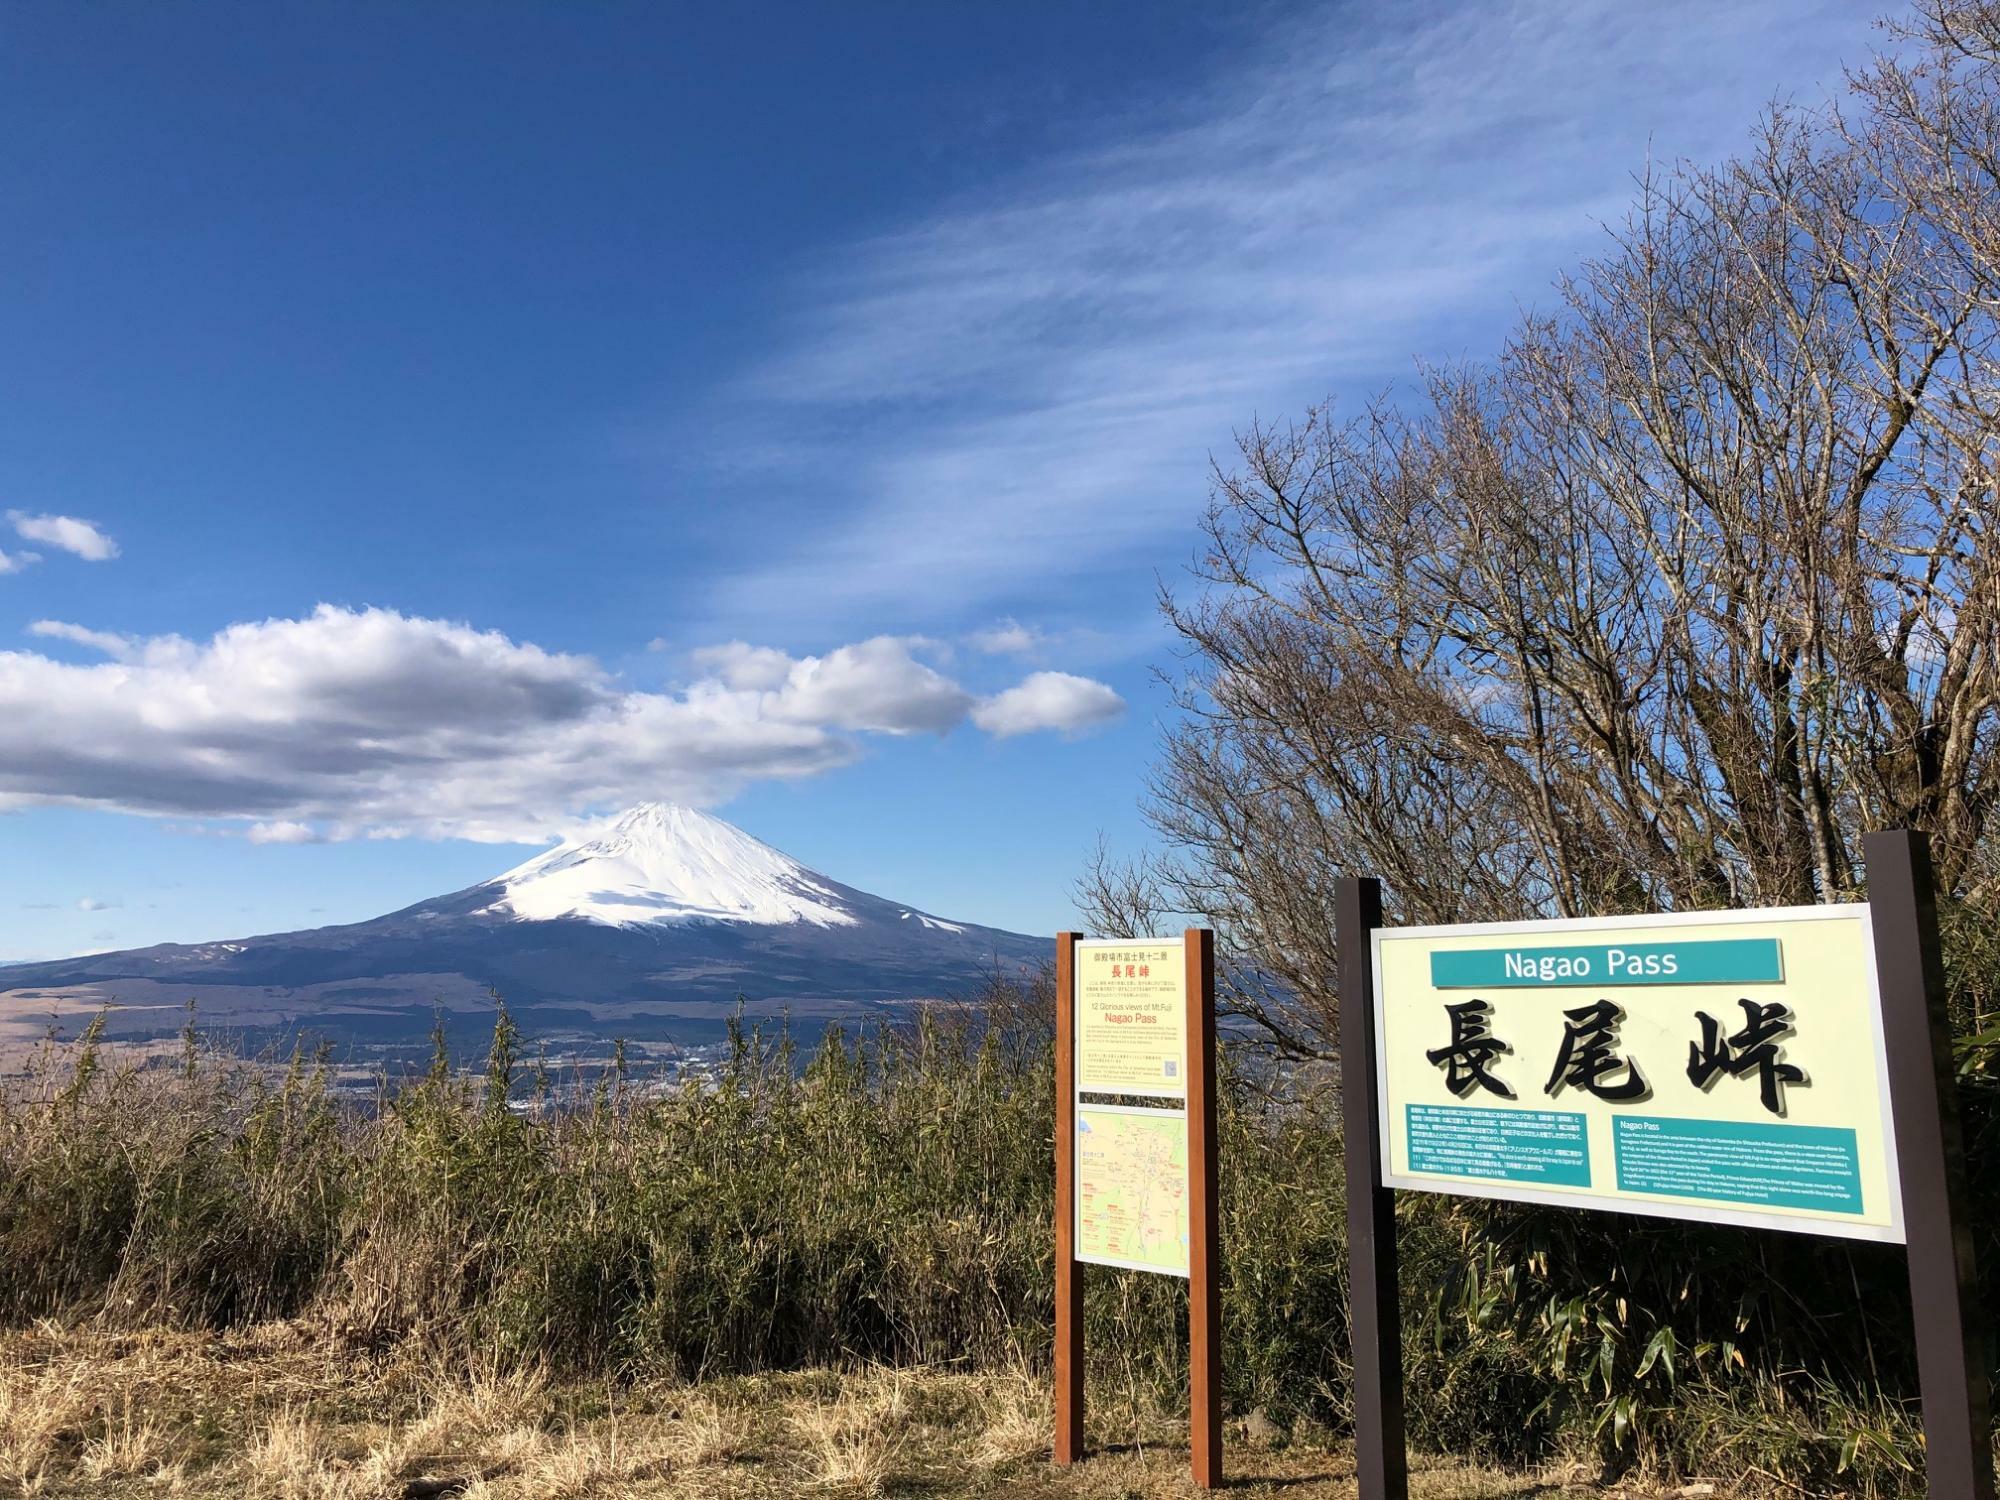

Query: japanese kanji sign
(1056, 930), (1223, 1487)
(1075, 939), (1187, 1097)
(1372, 906), (1905, 1242)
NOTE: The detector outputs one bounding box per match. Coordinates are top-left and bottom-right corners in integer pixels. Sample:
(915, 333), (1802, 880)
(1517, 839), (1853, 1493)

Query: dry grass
(0, 1014), (1955, 1495)
(0, 1320), (1753, 1500)
(788, 1373), (912, 1494)
(74, 1392), (174, 1482)
(969, 1360), (1050, 1469)
(674, 1394), (750, 1469)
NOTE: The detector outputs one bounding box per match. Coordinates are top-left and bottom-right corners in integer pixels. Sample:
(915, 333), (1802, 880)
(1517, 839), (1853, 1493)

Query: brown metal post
(1337, 877), (1407, 1500)
(1185, 927), (1223, 1489)
(1053, 931), (1085, 1466)
(1865, 830), (1996, 1500)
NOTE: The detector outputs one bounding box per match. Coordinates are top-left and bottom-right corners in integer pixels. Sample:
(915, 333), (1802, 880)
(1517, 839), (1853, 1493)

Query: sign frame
(1369, 902), (1906, 1244)
(1336, 830), (1995, 1500)
(1054, 928), (1221, 1489)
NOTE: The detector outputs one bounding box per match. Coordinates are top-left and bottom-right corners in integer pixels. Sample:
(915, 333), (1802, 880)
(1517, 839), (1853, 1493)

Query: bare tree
(1084, 6), (2000, 1055)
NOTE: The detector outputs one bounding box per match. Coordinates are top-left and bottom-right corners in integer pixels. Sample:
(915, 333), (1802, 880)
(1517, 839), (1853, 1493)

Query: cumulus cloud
(76, 897), (120, 912)
(973, 671), (1125, 738)
(692, 637), (972, 731)
(762, 637), (972, 734)
(8, 512), (118, 562)
(29, 620), (135, 658)
(0, 605), (1121, 841)
(0, 549), (37, 575)
(690, 640), (797, 691)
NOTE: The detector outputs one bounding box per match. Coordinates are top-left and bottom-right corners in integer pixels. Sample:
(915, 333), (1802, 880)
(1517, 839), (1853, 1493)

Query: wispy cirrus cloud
(8, 511), (118, 562)
(0, 606), (1121, 843)
(698, 0), (1866, 633)
(967, 619), (1043, 656)
(29, 620), (135, 658)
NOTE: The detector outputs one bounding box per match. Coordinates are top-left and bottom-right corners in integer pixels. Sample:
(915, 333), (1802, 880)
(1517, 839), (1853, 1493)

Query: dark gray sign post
(1866, 829), (1996, 1500)
(1336, 875), (1407, 1500)
(1335, 832), (1995, 1498)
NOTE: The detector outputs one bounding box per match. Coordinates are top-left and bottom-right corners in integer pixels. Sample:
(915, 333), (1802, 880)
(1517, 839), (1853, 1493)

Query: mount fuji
(0, 804), (1047, 1060)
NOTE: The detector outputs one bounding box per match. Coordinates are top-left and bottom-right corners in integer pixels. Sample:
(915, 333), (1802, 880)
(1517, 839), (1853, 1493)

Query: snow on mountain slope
(0, 799), (1049, 1052)
(482, 802), (859, 928)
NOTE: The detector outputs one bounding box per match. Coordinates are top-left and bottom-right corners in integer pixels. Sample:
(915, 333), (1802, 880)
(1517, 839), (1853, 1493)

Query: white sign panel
(1372, 906), (1904, 1243)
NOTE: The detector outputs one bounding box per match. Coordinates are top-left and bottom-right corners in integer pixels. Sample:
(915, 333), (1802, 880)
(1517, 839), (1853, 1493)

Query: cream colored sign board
(1373, 906), (1904, 1243)
(1075, 938), (1187, 1097)
(1074, 1104), (1191, 1276)
(1073, 936), (1192, 1275)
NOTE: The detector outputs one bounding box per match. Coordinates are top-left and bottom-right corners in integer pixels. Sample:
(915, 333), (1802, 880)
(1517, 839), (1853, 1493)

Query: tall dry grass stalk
(789, 1373), (912, 1494)
(0, 989), (1992, 1494)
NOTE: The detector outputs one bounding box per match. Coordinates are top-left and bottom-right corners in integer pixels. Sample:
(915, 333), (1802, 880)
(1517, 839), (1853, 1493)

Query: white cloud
(0, 605), (1123, 841)
(8, 511), (118, 562)
(693, 637), (972, 731)
(762, 637), (971, 734)
(29, 620), (135, 658)
(0, 549), (38, 576)
(246, 820), (323, 845)
(76, 897), (120, 912)
(690, 640), (796, 691)
(694, 0), (1866, 631)
(973, 671), (1125, 738)
(968, 619), (1043, 655)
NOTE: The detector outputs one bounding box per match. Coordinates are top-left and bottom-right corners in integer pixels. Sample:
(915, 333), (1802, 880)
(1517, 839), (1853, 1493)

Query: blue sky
(0, 0), (1879, 960)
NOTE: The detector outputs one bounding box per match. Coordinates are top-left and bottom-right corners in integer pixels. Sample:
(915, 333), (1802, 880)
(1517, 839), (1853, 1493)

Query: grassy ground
(0, 1321), (1733, 1500)
(0, 1016), (1955, 1494)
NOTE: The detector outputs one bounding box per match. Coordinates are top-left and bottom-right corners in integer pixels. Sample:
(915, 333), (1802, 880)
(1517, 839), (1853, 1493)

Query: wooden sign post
(1335, 829), (1994, 1498)
(1054, 928), (1222, 1488)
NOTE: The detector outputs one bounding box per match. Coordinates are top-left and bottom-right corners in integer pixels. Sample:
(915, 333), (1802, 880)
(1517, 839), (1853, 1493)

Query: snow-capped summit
(0, 799), (1045, 1055)
(485, 802), (857, 929)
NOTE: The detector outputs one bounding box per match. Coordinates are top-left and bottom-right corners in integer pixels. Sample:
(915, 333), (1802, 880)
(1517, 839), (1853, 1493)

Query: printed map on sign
(1075, 1106), (1190, 1276)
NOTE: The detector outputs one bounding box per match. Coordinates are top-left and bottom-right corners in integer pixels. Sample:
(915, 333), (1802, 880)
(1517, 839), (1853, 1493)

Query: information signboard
(1075, 939), (1187, 1096)
(1341, 835), (1992, 1499)
(1055, 930), (1221, 1487)
(1373, 905), (1903, 1242)
(1075, 1104), (1191, 1275)
(1072, 939), (1192, 1271)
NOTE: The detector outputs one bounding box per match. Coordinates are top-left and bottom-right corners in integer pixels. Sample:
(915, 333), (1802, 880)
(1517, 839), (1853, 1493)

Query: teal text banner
(1406, 1104), (1591, 1188)
(1429, 937), (1782, 989)
(1614, 1116), (1862, 1214)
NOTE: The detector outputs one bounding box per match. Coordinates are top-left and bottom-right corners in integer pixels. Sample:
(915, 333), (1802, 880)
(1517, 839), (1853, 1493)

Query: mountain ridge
(0, 802), (1046, 1058)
